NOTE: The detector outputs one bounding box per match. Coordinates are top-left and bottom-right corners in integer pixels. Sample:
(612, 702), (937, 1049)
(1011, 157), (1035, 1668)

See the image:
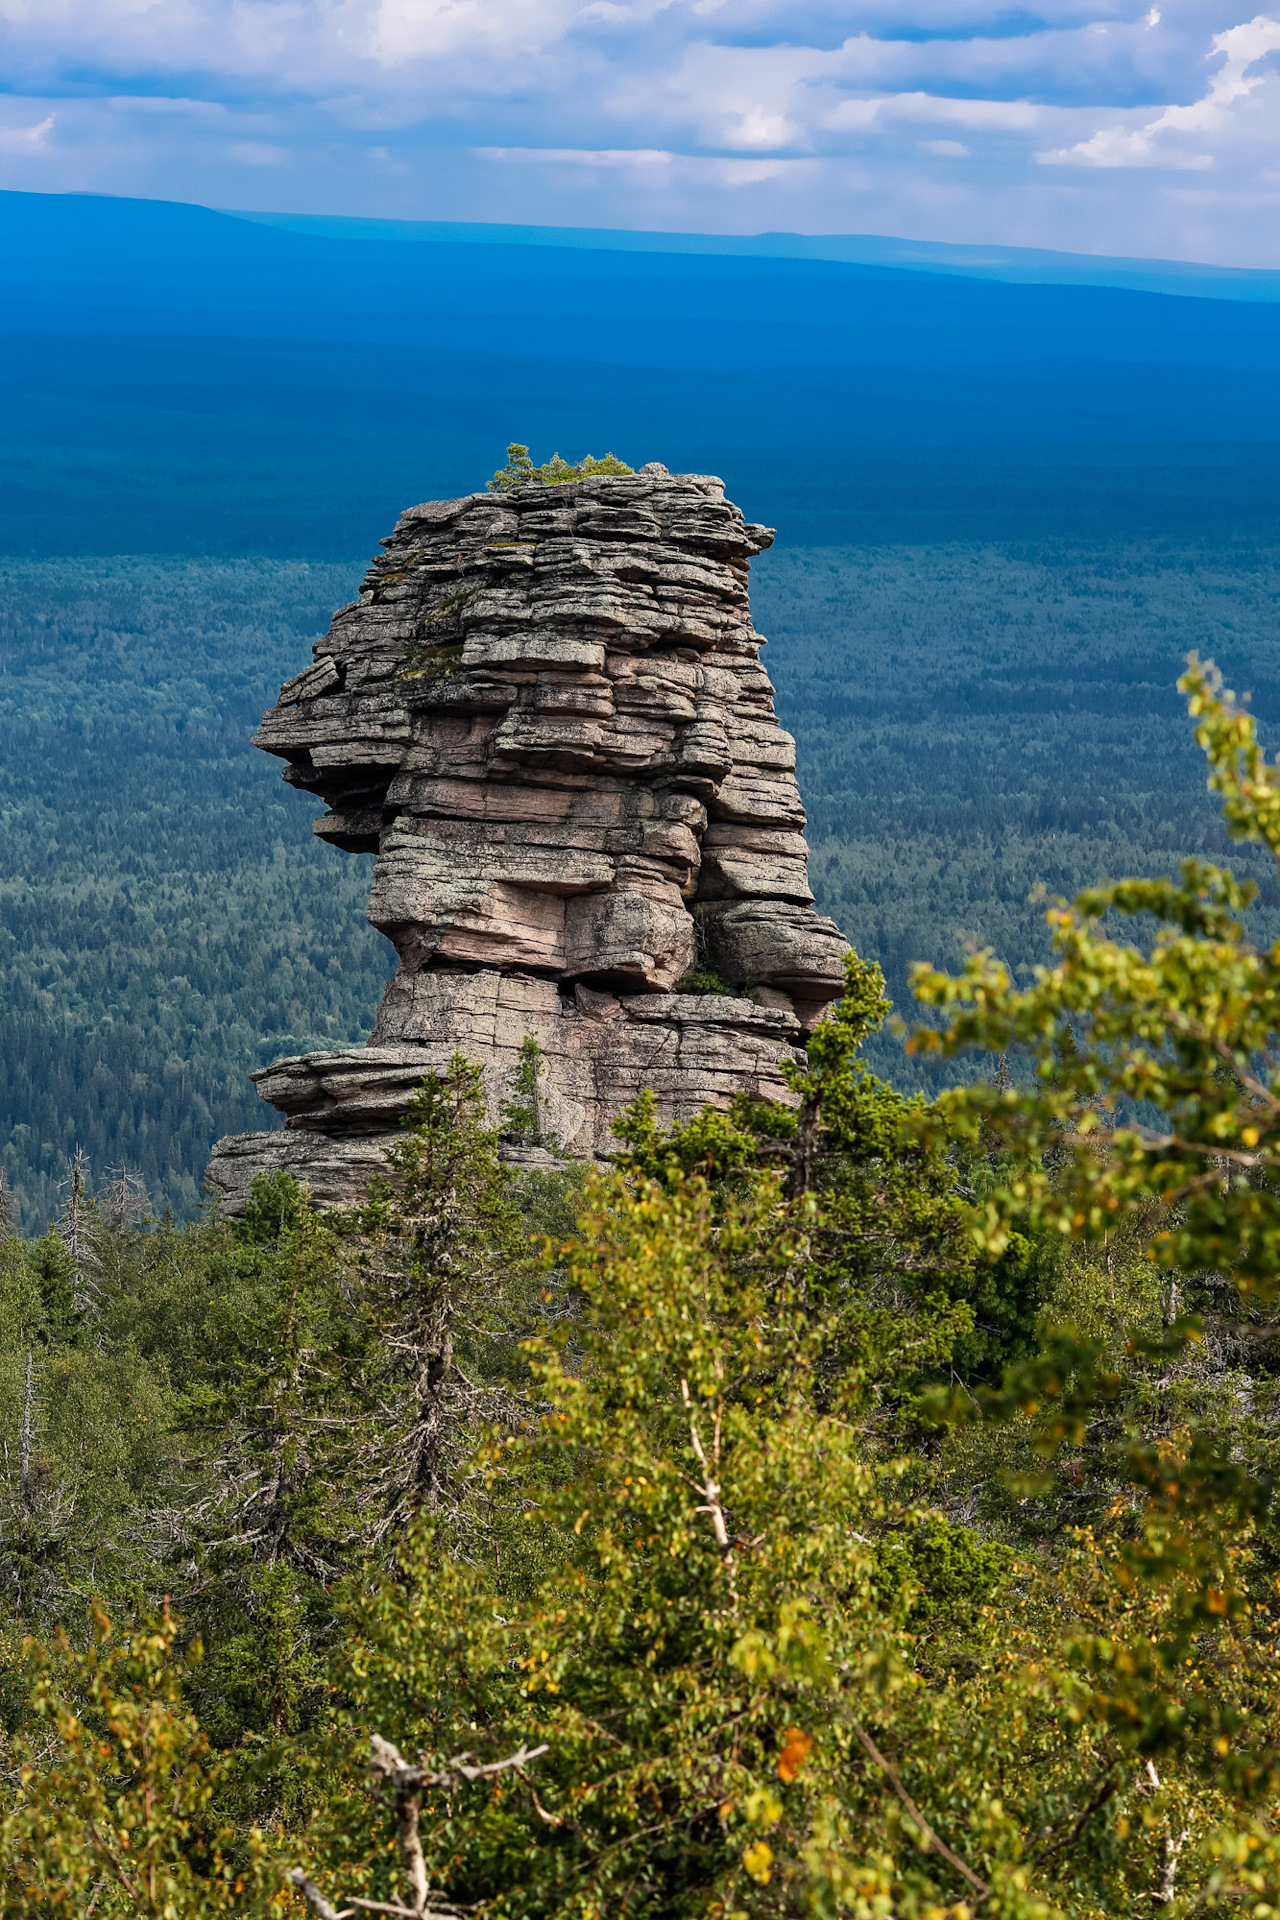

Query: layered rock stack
(206, 466), (848, 1211)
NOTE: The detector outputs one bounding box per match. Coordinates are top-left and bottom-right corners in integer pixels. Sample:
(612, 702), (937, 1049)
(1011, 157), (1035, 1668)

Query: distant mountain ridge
(4, 191), (1280, 367)
(235, 207), (1280, 306)
(1, 187), (1279, 558)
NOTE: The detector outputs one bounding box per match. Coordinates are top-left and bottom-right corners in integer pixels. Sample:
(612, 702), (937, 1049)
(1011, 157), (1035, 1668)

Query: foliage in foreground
(5, 661), (1280, 1913)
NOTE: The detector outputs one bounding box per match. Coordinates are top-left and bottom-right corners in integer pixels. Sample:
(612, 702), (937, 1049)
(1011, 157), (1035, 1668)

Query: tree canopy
(4, 662), (1280, 1916)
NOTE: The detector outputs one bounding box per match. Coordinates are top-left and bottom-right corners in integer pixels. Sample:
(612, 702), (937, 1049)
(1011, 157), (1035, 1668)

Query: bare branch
(368, 1733), (549, 1792)
(290, 1867), (354, 1920)
(852, 1723), (990, 1903)
(530, 1786), (565, 1828)
(346, 1899), (472, 1918)
(680, 1378), (731, 1554)
(1031, 1772), (1118, 1869)
(86, 1823), (142, 1904)
(1154, 1825), (1191, 1907)
(361, 1735), (548, 1919)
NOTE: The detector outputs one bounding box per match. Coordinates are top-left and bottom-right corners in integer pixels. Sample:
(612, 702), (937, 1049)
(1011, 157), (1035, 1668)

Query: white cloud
(0, 113), (54, 149)
(476, 145), (806, 187)
(1046, 11), (1280, 165)
(476, 146), (676, 168)
(228, 140), (289, 164)
(0, 2), (1279, 263)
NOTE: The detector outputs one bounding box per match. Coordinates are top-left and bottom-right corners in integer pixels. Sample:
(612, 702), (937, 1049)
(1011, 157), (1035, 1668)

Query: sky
(1, 1), (1279, 265)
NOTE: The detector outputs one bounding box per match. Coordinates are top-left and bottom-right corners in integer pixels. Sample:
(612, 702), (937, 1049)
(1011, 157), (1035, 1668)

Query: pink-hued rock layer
(205, 466), (847, 1213)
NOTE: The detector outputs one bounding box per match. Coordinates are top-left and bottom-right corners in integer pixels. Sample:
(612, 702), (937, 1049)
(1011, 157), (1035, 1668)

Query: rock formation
(206, 466), (848, 1212)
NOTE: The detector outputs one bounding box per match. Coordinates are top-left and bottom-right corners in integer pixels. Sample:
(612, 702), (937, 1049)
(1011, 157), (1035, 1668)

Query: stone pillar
(206, 467), (847, 1212)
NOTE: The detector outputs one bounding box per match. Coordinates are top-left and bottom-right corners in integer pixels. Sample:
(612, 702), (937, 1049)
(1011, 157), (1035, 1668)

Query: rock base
(205, 968), (803, 1214)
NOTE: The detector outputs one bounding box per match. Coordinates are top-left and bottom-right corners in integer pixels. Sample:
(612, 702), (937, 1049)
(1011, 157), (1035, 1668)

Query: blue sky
(1, 1), (1278, 264)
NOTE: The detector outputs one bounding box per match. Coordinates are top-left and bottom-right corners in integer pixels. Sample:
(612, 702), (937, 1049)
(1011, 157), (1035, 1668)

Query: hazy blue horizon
(232, 203), (1280, 304)
(3, 188), (1280, 562)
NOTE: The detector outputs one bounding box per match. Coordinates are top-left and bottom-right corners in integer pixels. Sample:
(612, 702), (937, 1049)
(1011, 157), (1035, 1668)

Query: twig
(680, 1378), (731, 1554)
(1031, 1772), (1118, 1868)
(87, 1822), (141, 1904)
(368, 1733), (549, 1791)
(530, 1786), (565, 1828)
(291, 1869), (353, 1920)
(346, 1900), (472, 1918)
(852, 1724), (990, 1902)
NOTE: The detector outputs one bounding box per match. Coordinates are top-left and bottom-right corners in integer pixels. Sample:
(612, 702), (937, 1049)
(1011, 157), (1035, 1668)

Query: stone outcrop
(206, 466), (847, 1213)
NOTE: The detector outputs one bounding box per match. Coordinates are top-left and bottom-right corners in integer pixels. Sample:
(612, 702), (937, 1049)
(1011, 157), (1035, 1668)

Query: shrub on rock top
(487, 442), (634, 492)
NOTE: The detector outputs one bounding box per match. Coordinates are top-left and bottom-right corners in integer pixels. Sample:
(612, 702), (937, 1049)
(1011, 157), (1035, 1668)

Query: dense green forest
(0, 559), (390, 1230)
(7, 664), (1280, 1911)
(755, 531), (1280, 1081)
(4, 530), (1280, 1227)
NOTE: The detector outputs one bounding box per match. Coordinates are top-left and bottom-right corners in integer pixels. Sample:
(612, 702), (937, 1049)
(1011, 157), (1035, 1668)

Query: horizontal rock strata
(206, 467), (847, 1212)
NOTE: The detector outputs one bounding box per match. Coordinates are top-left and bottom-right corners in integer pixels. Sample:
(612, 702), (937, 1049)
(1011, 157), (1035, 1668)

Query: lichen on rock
(206, 467), (848, 1212)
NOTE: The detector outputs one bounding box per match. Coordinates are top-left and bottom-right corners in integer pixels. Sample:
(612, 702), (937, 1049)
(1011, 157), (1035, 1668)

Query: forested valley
(5, 527), (1280, 1225)
(0, 559), (388, 1230)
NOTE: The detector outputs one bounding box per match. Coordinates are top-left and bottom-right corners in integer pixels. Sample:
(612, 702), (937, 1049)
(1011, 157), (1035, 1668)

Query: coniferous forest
(6, 662), (1280, 1913)
(5, 529), (1280, 1226)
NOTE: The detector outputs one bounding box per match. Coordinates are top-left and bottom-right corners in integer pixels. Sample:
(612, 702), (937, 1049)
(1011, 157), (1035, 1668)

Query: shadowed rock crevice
(206, 467), (847, 1211)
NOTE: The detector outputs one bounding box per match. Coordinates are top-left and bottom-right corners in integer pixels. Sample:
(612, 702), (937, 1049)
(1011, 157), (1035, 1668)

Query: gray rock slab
(206, 473), (849, 1212)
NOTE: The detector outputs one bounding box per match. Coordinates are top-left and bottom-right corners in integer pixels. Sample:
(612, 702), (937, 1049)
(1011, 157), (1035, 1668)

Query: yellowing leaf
(742, 1841), (773, 1885)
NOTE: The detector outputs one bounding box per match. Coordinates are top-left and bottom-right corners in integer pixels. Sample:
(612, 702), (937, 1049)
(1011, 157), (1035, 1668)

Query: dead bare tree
(0, 1348), (78, 1619)
(57, 1148), (100, 1305)
(291, 1736), (548, 1920)
(19, 1351), (33, 1513)
(150, 1057), (544, 1619)
(95, 1163), (150, 1232)
(160, 1198), (359, 1595)
(340, 1056), (541, 1564)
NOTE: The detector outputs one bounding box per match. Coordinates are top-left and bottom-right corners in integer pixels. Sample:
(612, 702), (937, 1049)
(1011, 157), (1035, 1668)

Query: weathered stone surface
(205, 468), (848, 1213)
(204, 1129), (398, 1216)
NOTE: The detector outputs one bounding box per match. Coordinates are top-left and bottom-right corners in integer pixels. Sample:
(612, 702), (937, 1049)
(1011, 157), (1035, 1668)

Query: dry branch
(852, 1723), (990, 1903)
(292, 1736), (549, 1920)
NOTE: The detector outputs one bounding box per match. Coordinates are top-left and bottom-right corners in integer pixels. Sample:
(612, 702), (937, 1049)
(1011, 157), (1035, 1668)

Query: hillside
(3, 190), (1280, 560)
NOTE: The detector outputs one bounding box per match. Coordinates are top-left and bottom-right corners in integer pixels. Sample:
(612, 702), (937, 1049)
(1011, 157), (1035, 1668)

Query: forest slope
(0, 559), (388, 1229)
(5, 527), (1280, 1227)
